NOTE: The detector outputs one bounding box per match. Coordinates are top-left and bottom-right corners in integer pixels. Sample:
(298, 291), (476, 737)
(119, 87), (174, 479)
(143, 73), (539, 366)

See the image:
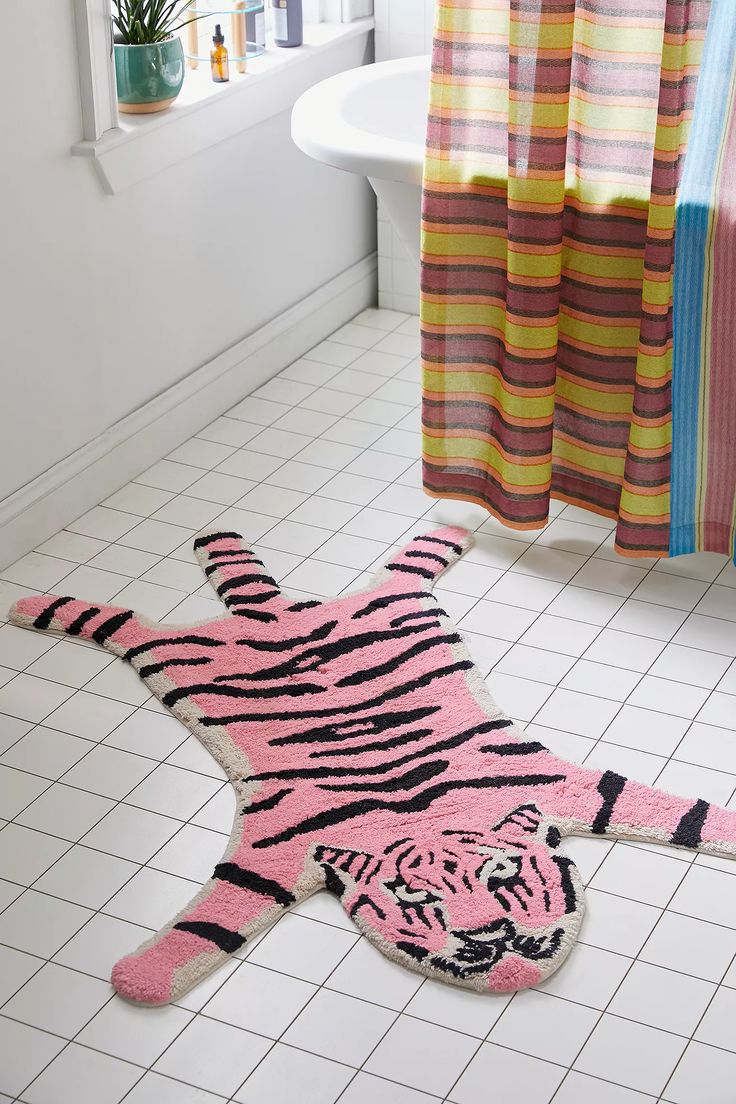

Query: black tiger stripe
(232, 609), (279, 622)
(33, 596), (73, 629)
(336, 634), (462, 688)
(162, 681), (326, 707)
(224, 590), (282, 606)
(253, 724), (499, 781)
(479, 741), (545, 756)
(253, 773), (567, 849)
(386, 563), (435, 579)
(204, 558), (265, 575)
(174, 920), (245, 954)
(138, 656), (213, 679)
(242, 787), (293, 816)
(405, 550), (448, 567)
(206, 547), (258, 559)
(416, 535), (464, 555)
(319, 759), (450, 793)
(671, 799), (710, 848)
(287, 600), (322, 611)
(92, 609), (134, 645)
(66, 606), (101, 636)
(201, 662), (473, 727)
(309, 727), (436, 758)
(391, 609), (447, 627)
(271, 705), (441, 747)
(591, 771), (628, 834)
(213, 863), (295, 906)
(125, 635), (227, 661)
(353, 591), (432, 618)
(218, 624), (439, 683)
(216, 573), (278, 595)
(194, 531), (243, 549)
(236, 621), (337, 651)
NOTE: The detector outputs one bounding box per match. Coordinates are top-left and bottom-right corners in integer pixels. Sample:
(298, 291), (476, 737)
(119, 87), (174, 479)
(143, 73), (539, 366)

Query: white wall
(0, 2), (376, 512)
(374, 0), (434, 313)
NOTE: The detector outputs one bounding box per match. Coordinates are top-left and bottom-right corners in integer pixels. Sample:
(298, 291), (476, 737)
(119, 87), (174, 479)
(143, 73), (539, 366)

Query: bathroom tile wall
(374, 0), (436, 313)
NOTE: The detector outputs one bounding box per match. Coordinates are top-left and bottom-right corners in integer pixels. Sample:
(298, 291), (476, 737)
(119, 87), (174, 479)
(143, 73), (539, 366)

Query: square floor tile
(21, 1042), (141, 1104)
(248, 913), (357, 984)
(0, 675), (74, 725)
(82, 802), (180, 863)
(580, 888), (660, 957)
(34, 844), (137, 909)
(78, 994), (193, 1066)
(534, 688), (619, 739)
(640, 911), (736, 982)
(693, 985), (736, 1051)
(663, 1040), (736, 1104)
(153, 1014), (270, 1097)
(406, 980), (509, 1038)
(284, 987), (394, 1066)
(490, 990), (597, 1066)
(0, 889), (92, 957)
(590, 845), (686, 908)
(0, 945), (44, 1005)
(44, 691), (135, 742)
(235, 1043), (352, 1104)
(450, 1042), (565, 1104)
(327, 937), (423, 1011)
(0, 823), (68, 885)
(26, 641), (113, 689)
(608, 960), (714, 1036)
(554, 1072), (653, 1103)
(0, 767), (49, 820)
(366, 1015), (478, 1097)
(341, 1073), (436, 1104)
(53, 913), (149, 981)
(537, 942), (630, 1010)
(125, 763), (221, 820)
(3, 961), (110, 1037)
(205, 958), (316, 1035)
(149, 823), (227, 882)
(103, 866), (198, 930)
(16, 782), (113, 841)
(0, 624), (57, 671)
(2, 726), (93, 780)
(102, 709), (185, 758)
(61, 745), (153, 800)
(670, 864), (736, 927)
(124, 1071), (225, 1104)
(574, 1014), (686, 1096)
(0, 1016), (65, 1100)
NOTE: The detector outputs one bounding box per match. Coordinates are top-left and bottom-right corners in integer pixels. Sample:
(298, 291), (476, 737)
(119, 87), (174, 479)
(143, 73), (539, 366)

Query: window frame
(74, 0), (119, 141)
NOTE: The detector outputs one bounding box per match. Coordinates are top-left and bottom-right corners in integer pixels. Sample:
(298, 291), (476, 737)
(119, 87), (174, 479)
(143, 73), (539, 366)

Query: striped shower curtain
(420, 0), (718, 558)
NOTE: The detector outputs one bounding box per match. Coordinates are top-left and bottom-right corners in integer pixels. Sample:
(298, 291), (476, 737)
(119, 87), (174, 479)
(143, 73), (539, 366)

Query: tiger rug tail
(10, 526), (736, 1004)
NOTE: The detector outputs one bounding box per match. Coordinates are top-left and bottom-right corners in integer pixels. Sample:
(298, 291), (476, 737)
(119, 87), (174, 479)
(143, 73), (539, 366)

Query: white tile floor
(1, 306), (736, 1102)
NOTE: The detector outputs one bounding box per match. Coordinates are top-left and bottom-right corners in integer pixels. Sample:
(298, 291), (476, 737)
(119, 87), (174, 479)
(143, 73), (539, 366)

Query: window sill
(72, 18), (374, 194)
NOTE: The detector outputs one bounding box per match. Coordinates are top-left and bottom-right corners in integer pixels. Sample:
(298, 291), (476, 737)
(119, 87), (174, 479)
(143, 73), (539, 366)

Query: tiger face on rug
(10, 526), (736, 1005)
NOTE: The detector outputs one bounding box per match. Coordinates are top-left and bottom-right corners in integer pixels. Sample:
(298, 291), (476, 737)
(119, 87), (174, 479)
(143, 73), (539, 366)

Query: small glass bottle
(210, 24), (230, 83)
(272, 0), (303, 48)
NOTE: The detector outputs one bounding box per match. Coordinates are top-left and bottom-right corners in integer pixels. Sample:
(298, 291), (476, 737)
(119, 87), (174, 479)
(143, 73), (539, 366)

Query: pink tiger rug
(10, 526), (736, 1004)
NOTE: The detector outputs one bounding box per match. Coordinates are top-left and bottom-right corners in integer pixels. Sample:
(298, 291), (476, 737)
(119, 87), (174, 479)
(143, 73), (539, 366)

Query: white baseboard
(0, 253), (377, 570)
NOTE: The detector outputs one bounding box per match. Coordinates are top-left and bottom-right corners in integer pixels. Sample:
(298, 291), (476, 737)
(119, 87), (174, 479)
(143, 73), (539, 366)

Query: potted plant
(113, 1), (201, 114)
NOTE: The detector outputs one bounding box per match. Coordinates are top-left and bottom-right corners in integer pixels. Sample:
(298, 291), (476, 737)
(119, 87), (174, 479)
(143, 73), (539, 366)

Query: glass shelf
(183, 2), (266, 66)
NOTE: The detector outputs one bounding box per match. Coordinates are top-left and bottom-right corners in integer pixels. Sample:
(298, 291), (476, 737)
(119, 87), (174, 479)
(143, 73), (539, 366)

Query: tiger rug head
(313, 805), (584, 992)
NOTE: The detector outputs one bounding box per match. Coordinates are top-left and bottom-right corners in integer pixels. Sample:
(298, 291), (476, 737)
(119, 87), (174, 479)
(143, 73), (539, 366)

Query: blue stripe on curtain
(670, 0), (736, 555)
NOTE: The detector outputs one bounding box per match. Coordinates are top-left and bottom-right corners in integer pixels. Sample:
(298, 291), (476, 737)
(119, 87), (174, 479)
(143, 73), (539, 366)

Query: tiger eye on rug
(10, 526), (736, 1005)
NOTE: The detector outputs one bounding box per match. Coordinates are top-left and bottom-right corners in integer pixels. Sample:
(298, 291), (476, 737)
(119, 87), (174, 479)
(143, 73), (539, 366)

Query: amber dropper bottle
(210, 24), (230, 83)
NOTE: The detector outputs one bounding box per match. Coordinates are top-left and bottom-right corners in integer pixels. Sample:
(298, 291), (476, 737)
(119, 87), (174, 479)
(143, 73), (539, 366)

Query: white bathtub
(291, 55), (429, 266)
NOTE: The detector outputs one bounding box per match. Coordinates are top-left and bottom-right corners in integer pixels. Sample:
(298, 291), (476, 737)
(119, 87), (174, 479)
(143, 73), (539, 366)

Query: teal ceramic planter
(114, 37), (185, 114)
